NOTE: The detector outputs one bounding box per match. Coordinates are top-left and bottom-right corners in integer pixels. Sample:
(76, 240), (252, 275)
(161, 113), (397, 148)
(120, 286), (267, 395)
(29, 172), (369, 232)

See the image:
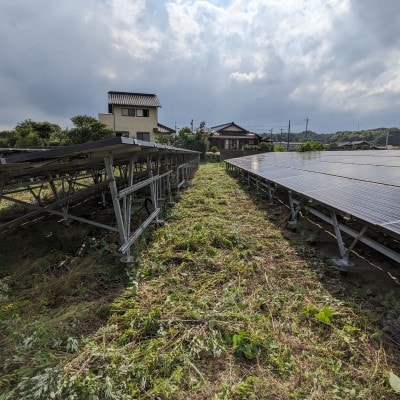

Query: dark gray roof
(211, 122), (246, 132)
(108, 91), (161, 111)
(338, 141), (369, 147)
(157, 123), (175, 134)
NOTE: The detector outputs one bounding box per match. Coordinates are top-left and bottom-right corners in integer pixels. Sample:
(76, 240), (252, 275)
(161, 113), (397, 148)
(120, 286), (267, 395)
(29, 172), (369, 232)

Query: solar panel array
(0, 138), (200, 260)
(226, 150), (400, 240)
(0, 137), (197, 183)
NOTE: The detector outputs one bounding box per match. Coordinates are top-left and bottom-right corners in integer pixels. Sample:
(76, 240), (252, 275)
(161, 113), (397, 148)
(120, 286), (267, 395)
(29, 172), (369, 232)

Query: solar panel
(0, 137), (197, 182)
(0, 138), (200, 262)
(226, 150), (400, 241)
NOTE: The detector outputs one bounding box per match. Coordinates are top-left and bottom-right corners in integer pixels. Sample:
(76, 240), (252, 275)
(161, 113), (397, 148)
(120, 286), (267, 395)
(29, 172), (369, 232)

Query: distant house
(156, 123), (176, 135)
(209, 122), (261, 150)
(337, 141), (370, 150)
(98, 91), (174, 142)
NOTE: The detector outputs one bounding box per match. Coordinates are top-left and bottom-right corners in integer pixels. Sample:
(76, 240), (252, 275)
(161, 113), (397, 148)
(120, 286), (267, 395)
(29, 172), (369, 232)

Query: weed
(232, 331), (260, 361)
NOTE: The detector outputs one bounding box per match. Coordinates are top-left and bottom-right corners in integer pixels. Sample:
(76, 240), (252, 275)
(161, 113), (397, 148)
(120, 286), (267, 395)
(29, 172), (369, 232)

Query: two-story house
(99, 91), (174, 142)
(209, 122), (261, 150)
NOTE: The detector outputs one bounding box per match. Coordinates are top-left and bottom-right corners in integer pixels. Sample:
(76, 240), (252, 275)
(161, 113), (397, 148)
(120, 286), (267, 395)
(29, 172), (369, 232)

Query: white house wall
(99, 105), (159, 142)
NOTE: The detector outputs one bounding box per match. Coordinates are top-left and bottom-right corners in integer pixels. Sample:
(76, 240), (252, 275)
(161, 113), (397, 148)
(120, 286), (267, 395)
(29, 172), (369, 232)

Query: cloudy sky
(1, 0), (399, 134)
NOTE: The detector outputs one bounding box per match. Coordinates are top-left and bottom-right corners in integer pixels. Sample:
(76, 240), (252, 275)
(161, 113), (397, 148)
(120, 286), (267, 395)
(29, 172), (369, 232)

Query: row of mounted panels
(226, 150), (400, 240)
(0, 137), (199, 182)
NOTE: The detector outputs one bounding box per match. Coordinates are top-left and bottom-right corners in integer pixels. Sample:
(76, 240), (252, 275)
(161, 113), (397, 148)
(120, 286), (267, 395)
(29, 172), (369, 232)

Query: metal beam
(294, 200), (400, 265)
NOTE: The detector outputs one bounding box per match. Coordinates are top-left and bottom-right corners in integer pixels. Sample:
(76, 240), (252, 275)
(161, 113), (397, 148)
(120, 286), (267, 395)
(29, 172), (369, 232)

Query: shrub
(295, 140), (325, 152)
(210, 146), (219, 153)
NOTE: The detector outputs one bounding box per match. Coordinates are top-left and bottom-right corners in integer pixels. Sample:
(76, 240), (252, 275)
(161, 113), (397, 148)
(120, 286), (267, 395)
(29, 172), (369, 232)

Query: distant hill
(262, 127), (400, 147)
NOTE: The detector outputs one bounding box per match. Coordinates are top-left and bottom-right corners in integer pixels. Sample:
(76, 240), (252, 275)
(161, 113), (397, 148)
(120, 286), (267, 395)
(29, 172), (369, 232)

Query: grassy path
(2, 162), (400, 399)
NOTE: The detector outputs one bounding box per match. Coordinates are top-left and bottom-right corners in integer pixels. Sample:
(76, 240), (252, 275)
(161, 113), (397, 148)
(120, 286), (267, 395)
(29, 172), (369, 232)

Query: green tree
(156, 122), (209, 158)
(14, 120), (46, 147)
(156, 134), (175, 146)
(259, 141), (274, 152)
(326, 141), (338, 151)
(274, 145), (287, 152)
(295, 140), (325, 152)
(0, 130), (16, 147)
(181, 123), (209, 158)
(63, 115), (114, 145)
(1, 120), (64, 148)
(30, 121), (62, 145)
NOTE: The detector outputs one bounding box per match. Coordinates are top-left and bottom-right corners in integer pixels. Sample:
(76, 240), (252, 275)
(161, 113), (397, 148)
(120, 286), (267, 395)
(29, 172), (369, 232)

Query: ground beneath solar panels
(257, 192), (400, 293)
(250, 190), (400, 345)
(299, 215), (400, 292)
(281, 208), (400, 346)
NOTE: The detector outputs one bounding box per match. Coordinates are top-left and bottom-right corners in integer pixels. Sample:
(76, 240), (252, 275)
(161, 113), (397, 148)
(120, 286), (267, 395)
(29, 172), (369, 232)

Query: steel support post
(147, 156), (160, 224)
(292, 199), (400, 265)
(267, 185), (275, 205)
(48, 174), (74, 225)
(93, 170), (107, 207)
(287, 192), (299, 226)
(254, 177), (260, 195)
(28, 182), (45, 206)
(104, 155), (127, 245)
(330, 211), (355, 269)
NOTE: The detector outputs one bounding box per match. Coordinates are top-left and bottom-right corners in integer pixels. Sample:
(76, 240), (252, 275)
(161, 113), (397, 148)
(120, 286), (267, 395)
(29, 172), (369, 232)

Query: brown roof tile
(108, 91), (161, 109)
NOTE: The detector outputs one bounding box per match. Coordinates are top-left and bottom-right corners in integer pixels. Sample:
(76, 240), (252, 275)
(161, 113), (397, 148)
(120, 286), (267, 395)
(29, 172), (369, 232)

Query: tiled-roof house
(337, 141), (370, 150)
(98, 91), (174, 142)
(209, 122), (261, 150)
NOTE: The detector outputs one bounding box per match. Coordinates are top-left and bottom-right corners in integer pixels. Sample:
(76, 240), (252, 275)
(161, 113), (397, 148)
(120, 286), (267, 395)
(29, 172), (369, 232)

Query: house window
(136, 109), (149, 117)
(137, 132), (150, 141)
(115, 131), (129, 137)
(224, 139), (239, 149)
(121, 108), (135, 116)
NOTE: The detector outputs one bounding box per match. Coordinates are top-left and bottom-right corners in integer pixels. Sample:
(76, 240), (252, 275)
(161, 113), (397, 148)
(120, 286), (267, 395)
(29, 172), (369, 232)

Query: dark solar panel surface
(0, 137), (197, 181)
(226, 150), (400, 239)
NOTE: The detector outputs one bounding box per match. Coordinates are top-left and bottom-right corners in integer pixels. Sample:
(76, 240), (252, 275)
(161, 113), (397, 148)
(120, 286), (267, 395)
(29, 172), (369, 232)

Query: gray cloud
(1, 0), (399, 134)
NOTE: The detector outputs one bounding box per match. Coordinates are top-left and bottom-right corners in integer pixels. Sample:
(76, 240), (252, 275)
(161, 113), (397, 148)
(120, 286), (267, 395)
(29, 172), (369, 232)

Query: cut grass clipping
(1, 162), (400, 399)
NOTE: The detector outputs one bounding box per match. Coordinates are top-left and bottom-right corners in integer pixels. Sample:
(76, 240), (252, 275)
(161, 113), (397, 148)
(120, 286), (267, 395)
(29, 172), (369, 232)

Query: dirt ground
(300, 215), (400, 293)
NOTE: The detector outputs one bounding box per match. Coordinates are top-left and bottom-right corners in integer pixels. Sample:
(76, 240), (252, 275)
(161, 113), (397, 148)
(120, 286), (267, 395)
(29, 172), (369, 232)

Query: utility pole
(269, 128), (273, 142)
(305, 116), (309, 140)
(175, 122), (177, 134)
(280, 128), (285, 143)
(191, 119), (194, 133)
(287, 120), (291, 151)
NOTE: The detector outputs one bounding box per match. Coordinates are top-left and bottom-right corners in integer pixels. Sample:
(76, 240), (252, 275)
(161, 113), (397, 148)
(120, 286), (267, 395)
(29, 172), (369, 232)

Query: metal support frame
(226, 163), (400, 267)
(292, 199), (400, 267)
(176, 158), (197, 196)
(104, 154), (172, 262)
(1, 146), (200, 262)
(226, 165), (276, 205)
(329, 210), (355, 269)
(287, 192), (300, 227)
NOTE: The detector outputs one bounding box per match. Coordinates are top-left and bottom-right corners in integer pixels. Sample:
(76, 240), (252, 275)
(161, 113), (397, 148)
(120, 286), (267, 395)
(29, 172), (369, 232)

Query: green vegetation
(0, 115), (113, 147)
(242, 142), (274, 152)
(295, 140), (325, 152)
(274, 144), (287, 152)
(1, 163), (400, 398)
(156, 121), (210, 158)
(62, 115), (114, 145)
